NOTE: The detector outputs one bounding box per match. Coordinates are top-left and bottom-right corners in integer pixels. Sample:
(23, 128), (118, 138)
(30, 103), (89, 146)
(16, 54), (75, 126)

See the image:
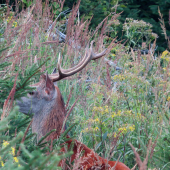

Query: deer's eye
(29, 91), (35, 96)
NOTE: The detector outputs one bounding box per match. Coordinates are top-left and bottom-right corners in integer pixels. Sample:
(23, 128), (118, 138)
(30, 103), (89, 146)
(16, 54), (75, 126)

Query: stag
(17, 41), (130, 170)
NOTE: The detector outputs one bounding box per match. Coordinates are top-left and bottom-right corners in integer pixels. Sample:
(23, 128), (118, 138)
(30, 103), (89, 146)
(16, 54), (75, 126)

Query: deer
(17, 41), (130, 170)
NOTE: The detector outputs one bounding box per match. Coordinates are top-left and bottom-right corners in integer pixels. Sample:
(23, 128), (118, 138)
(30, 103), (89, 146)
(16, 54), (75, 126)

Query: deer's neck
(32, 86), (66, 141)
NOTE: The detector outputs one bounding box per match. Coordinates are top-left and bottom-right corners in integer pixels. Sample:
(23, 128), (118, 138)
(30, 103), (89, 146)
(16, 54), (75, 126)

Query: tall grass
(0, 0), (170, 169)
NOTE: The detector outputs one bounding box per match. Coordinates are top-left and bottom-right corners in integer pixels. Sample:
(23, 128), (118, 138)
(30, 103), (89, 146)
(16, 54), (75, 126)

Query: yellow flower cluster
(95, 118), (99, 122)
(0, 156), (4, 167)
(86, 118), (100, 123)
(12, 21), (17, 27)
(162, 50), (169, 57)
(11, 147), (15, 156)
(92, 105), (109, 114)
(129, 125), (135, 131)
(111, 110), (121, 118)
(129, 112), (145, 121)
(159, 80), (167, 87)
(118, 127), (127, 134)
(1, 140), (20, 167)
(114, 109), (145, 121)
(45, 35), (48, 40)
(118, 125), (135, 135)
(82, 128), (89, 133)
(7, 16), (13, 23)
(82, 126), (99, 133)
(137, 113), (143, 119)
(113, 74), (126, 81)
(6, 16), (17, 27)
(161, 50), (170, 62)
(167, 96), (170, 101)
(105, 106), (109, 113)
(94, 127), (99, 131)
(111, 53), (116, 57)
(2, 140), (9, 147)
(13, 157), (19, 163)
(125, 110), (132, 115)
(163, 67), (167, 71)
(107, 132), (117, 138)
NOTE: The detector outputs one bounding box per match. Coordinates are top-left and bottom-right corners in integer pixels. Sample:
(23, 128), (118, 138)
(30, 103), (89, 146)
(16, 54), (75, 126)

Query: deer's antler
(49, 41), (107, 81)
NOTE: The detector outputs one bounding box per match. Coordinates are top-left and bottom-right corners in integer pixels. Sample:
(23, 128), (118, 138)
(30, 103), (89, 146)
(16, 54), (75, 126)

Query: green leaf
(102, 131), (108, 141)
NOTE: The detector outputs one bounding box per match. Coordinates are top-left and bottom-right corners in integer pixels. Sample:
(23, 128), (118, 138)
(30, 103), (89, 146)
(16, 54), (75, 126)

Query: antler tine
(49, 41), (107, 82)
(91, 48), (107, 60)
(90, 41), (107, 60)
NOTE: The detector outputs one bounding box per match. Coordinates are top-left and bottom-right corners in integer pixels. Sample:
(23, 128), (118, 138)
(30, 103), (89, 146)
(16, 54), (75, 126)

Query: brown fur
(59, 138), (130, 170)
(41, 86), (130, 169)
(43, 86), (66, 141)
(19, 75), (130, 169)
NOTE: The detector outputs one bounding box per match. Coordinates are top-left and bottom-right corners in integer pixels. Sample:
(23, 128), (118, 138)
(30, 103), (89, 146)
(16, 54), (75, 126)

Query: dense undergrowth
(0, 0), (170, 169)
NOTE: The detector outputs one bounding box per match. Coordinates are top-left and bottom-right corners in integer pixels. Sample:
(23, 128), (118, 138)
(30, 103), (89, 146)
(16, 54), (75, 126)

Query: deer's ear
(45, 72), (55, 94)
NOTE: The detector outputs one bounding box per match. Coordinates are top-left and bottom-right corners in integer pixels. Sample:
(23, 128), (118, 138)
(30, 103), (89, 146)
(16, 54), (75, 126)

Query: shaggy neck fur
(32, 86), (66, 141)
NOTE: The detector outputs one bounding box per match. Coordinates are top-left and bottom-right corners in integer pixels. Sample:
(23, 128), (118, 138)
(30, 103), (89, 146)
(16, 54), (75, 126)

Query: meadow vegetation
(0, 0), (170, 169)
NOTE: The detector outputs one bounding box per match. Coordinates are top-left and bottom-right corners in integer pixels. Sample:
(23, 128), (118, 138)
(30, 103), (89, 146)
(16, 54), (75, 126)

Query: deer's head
(17, 73), (56, 115)
(17, 41), (107, 140)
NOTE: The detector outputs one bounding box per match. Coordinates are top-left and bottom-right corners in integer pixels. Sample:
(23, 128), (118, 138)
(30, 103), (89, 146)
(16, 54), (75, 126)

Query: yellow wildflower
(7, 16), (13, 23)
(125, 110), (132, 115)
(12, 21), (17, 27)
(1, 161), (4, 167)
(114, 133), (117, 138)
(111, 112), (116, 118)
(117, 110), (121, 116)
(11, 147), (15, 156)
(45, 35), (48, 40)
(119, 127), (127, 134)
(95, 118), (99, 122)
(111, 114), (115, 118)
(14, 157), (21, 167)
(165, 58), (170, 62)
(167, 96), (170, 101)
(104, 105), (109, 113)
(94, 127), (99, 131)
(99, 107), (103, 112)
(0, 157), (4, 167)
(3, 140), (9, 147)
(129, 125), (135, 131)
(111, 54), (116, 57)
(123, 127), (127, 133)
(92, 106), (97, 112)
(113, 74), (125, 81)
(0, 143), (20, 167)
(83, 128), (89, 133)
(161, 50), (169, 58)
(13, 157), (19, 163)
(161, 50), (170, 62)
